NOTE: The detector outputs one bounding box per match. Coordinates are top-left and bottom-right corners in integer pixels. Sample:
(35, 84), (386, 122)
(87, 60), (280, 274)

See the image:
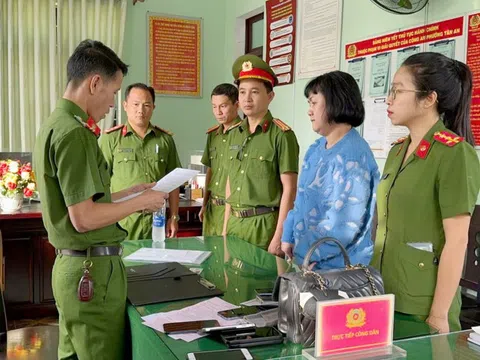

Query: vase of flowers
(0, 160), (37, 213)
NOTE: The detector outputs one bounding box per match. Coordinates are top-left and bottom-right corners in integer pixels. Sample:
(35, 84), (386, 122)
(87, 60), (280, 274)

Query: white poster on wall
(347, 57), (366, 96)
(297, 0), (343, 79)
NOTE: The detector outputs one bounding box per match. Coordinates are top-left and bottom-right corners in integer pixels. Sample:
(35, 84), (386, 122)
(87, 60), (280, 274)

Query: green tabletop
(122, 237), (475, 360)
(270, 331), (477, 360)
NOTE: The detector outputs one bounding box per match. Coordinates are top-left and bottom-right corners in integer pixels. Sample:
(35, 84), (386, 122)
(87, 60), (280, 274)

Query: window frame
(245, 12), (264, 58)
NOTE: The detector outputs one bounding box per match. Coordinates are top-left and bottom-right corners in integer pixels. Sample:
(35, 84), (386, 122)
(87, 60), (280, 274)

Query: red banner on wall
(266, 0), (297, 86)
(467, 13), (480, 146)
(345, 17), (464, 59)
(148, 15), (201, 97)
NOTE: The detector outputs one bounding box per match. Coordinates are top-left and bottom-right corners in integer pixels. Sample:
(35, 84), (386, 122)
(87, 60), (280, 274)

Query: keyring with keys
(77, 250), (94, 302)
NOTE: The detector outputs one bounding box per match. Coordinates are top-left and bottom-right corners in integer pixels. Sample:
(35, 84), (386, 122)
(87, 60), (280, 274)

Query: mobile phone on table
(255, 288), (274, 301)
(199, 322), (256, 335)
(218, 306), (262, 319)
(255, 288), (273, 297)
(163, 320), (219, 334)
(221, 326), (284, 348)
(186, 348), (253, 360)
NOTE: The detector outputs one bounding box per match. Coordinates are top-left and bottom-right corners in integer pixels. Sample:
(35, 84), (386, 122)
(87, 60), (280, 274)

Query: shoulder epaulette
(391, 136), (408, 146)
(227, 122), (242, 131)
(206, 124), (220, 134)
(104, 124), (124, 134)
(272, 118), (291, 132)
(154, 125), (173, 136)
(433, 131), (464, 147)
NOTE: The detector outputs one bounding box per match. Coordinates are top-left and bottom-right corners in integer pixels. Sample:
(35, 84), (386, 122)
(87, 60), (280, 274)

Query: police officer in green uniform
(371, 52), (480, 334)
(199, 84), (241, 236)
(33, 40), (167, 360)
(99, 83), (182, 240)
(223, 55), (299, 256)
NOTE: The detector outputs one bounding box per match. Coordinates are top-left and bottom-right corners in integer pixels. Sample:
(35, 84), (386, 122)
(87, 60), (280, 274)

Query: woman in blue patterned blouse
(281, 71), (380, 270)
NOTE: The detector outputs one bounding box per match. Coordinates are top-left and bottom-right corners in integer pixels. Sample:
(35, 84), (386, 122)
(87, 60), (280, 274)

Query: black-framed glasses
(388, 87), (428, 100)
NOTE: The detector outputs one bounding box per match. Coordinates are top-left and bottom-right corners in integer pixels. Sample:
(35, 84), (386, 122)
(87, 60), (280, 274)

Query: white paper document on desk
(124, 248), (211, 265)
(113, 168), (199, 203)
(141, 297), (244, 342)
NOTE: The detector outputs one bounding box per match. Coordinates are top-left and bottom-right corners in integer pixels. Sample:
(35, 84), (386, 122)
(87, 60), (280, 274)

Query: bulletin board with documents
(345, 12), (480, 157)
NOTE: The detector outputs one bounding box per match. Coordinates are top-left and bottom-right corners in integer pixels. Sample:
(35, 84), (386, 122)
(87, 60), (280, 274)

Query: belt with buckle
(231, 207), (278, 218)
(55, 245), (123, 257)
(211, 198), (226, 206)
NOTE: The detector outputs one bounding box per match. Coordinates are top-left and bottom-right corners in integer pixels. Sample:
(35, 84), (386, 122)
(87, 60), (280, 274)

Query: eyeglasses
(388, 87), (428, 101)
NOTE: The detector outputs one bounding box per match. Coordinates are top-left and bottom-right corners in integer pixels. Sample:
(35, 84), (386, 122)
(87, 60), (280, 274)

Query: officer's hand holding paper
(114, 168), (200, 203)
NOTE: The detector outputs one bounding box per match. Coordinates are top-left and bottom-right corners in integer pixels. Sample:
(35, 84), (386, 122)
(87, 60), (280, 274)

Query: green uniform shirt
(33, 99), (126, 250)
(98, 122), (182, 240)
(201, 116), (241, 199)
(372, 120), (480, 317)
(226, 111), (299, 209)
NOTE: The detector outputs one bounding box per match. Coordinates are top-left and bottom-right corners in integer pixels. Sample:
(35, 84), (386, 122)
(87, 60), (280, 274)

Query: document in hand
(124, 248), (211, 265)
(113, 168), (200, 203)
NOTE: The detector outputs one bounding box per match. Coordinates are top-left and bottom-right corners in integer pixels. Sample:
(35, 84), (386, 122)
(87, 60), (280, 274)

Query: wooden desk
(0, 200), (202, 320)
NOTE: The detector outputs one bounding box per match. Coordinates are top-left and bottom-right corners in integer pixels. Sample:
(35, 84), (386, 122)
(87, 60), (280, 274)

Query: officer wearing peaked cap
(223, 54), (299, 256)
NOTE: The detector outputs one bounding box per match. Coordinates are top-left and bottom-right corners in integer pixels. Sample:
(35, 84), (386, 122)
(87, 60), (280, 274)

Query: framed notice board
(147, 12), (203, 97)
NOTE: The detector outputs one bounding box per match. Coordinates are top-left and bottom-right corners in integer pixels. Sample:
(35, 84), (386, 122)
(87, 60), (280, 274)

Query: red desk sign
(315, 294), (394, 357)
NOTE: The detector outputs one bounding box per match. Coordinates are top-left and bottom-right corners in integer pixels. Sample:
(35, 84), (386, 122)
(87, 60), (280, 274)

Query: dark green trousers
(52, 255), (127, 360)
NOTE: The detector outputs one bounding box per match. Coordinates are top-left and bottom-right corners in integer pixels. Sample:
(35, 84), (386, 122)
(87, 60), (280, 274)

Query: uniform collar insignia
(74, 115), (101, 137)
(415, 139), (431, 159)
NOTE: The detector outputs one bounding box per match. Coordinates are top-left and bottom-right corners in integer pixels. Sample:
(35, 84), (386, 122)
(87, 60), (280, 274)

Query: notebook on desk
(126, 262), (223, 306)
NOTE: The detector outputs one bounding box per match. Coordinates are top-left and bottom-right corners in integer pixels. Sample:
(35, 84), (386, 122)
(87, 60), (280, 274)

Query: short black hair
(211, 83), (238, 104)
(125, 83), (156, 104)
(304, 71), (364, 127)
(67, 39), (129, 87)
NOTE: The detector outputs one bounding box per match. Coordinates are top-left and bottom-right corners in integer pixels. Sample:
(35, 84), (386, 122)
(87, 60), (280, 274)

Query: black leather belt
(231, 207), (278, 218)
(55, 246), (123, 257)
(211, 198), (226, 206)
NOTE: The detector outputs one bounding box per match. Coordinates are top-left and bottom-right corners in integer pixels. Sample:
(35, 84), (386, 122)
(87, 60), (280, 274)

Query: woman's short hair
(304, 71), (365, 127)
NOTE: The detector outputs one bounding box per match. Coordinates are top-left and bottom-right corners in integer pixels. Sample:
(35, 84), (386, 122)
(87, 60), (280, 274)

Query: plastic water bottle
(152, 204), (166, 246)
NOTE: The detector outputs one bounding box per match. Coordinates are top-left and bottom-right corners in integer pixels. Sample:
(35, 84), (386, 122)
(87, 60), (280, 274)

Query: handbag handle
(302, 237), (352, 270)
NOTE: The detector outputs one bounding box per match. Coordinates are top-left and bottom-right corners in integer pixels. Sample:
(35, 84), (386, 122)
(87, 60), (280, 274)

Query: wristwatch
(170, 214), (180, 222)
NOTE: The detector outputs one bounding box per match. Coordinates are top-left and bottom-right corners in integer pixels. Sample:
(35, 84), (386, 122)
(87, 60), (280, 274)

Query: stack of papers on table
(469, 326), (480, 347)
(124, 248), (211, 265)
(142, 297), (245, 342)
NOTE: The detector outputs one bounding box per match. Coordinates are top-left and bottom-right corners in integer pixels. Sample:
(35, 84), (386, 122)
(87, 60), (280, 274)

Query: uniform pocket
(154, 153), (167, 175)
(115, 151), (135, 164)
(249, 149), (275, 179)
(397, 243), (438, 297)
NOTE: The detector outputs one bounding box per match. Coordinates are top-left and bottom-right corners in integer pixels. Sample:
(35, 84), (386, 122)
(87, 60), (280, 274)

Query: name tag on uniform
(209, 147), (216, 151)
(118, 148), (133, 153)
(381, 173), (390, 180)
(229, 145), (240, 150)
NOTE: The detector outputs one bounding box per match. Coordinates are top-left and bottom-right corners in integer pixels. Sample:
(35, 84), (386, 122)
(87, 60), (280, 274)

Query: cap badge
(242, 61), (253, 72)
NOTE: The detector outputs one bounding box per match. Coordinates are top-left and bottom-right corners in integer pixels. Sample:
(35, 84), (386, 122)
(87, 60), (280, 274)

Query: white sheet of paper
(124, 248), (211, 265)
(141, 297), (243, 342)
(152, 168), (199, 193)
(113, 168), (199, 203)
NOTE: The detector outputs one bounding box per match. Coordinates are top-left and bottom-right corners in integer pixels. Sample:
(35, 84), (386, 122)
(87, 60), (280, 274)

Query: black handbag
(272, 237), (384, 346)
